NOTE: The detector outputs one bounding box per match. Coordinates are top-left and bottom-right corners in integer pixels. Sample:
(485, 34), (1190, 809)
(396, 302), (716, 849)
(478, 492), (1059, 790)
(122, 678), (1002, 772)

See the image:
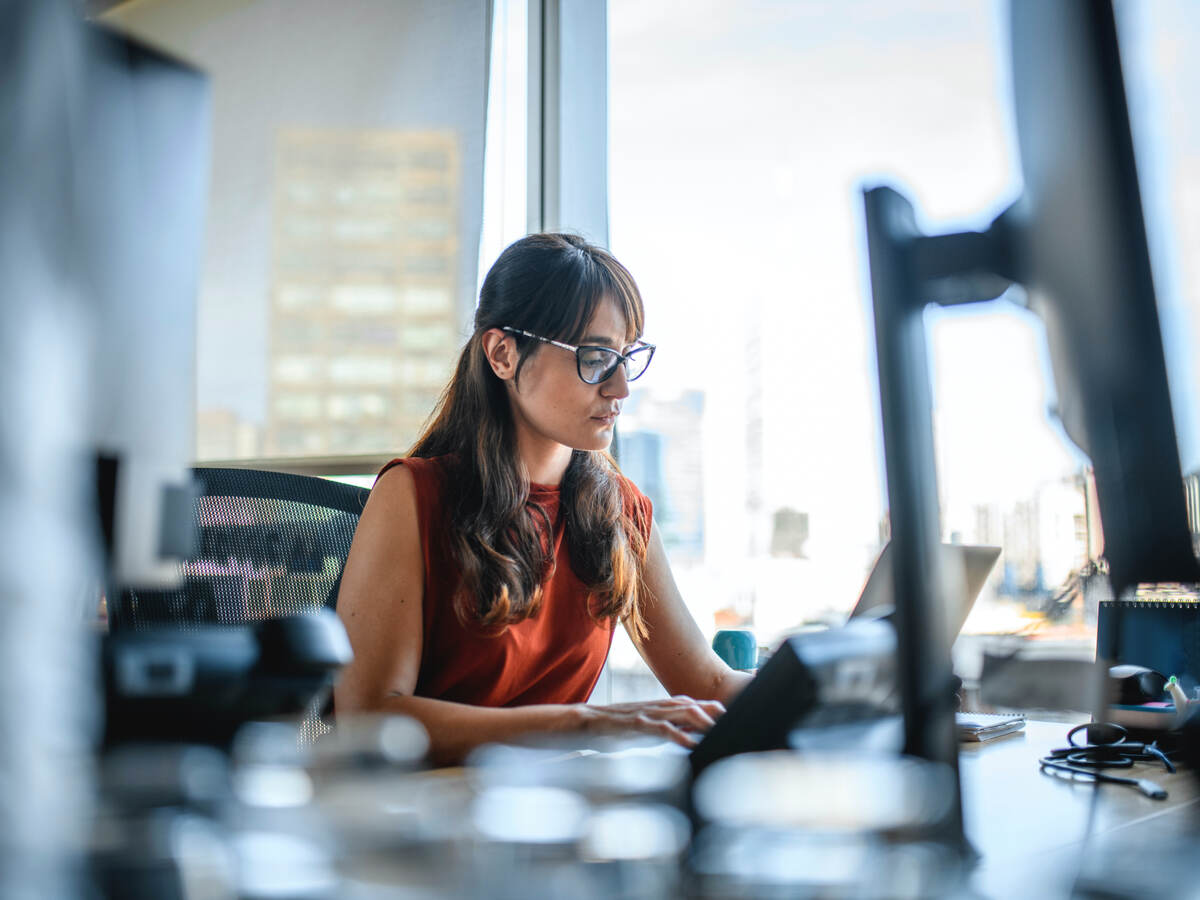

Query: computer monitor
(1002, 0), (1200, 598)
(861, 0), (1199, 853)
(79, 24), (210, 590)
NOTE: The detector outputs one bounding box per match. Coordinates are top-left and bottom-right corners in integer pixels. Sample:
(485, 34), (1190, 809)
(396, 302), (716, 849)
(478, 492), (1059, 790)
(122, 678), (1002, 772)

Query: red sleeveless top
(379, 456), (653, 707)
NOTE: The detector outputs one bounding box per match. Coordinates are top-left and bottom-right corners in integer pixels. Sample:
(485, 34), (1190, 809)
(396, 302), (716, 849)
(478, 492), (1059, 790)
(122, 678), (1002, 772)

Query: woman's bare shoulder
(362, 462), (420, 531)
(374, 459), (417, 492)
(338, 463), (424, 623)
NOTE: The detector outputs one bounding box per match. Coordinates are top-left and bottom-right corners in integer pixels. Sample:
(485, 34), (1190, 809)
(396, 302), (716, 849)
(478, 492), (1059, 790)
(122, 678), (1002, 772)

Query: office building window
(100, 0), (490, 464)
(329, 285), (400, 316)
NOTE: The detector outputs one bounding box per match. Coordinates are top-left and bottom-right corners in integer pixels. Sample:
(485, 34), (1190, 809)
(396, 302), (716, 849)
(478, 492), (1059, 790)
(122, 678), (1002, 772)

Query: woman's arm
(334, 465), (425, 718)
(334, 466), (724, 766)
(368, 693), (723, 767)
(630, 521), (754, 705)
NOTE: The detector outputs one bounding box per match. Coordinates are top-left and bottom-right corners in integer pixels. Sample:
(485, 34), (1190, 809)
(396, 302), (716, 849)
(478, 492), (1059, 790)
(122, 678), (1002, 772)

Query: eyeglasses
(502, 327), (656, 385)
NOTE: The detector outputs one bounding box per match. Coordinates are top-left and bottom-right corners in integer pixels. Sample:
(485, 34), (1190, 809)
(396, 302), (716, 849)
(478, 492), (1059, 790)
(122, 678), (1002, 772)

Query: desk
(326, 722), (1199, 898)
(962, 721), (1200, 898)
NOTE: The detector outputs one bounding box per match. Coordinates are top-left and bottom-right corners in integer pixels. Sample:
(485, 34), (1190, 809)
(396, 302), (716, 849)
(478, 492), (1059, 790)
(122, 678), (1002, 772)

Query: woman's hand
(578, 695), (726, 748)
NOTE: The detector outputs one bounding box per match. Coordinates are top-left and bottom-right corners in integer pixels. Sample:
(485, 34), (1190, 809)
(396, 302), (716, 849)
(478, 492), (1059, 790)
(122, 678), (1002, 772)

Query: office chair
(107, 467), (370, 744)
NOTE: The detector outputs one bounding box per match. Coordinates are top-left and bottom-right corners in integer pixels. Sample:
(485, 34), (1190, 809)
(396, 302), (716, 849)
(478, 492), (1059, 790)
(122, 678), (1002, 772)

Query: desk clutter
(91, 616), (1200, 899)
(1038, 721), (1177, 800)
(90, 613), (1200, 898)
(90, 716), (975, 899)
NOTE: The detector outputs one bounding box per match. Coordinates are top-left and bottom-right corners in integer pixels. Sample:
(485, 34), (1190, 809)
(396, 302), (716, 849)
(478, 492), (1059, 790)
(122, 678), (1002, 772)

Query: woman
(334, 233), (751, 765)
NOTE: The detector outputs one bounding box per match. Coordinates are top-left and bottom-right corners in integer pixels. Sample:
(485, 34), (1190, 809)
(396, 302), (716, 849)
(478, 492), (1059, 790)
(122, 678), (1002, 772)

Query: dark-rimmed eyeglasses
(502, 327), (656, 385)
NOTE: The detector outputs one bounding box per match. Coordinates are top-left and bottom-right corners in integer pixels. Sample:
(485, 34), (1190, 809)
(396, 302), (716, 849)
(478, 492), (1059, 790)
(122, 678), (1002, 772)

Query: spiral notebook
(1096, 592), (1199, 685)
(957, 712), (1026, 742)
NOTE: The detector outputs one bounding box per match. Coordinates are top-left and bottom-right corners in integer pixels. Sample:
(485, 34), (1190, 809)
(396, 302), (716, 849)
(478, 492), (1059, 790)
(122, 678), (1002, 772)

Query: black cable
(1043, 720), (1177, 897)
(1038, 757), (1168, 799)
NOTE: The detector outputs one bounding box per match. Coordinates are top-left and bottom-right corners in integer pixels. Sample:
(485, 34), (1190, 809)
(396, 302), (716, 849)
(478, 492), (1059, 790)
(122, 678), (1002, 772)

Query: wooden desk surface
(961, 720), (1200, 898)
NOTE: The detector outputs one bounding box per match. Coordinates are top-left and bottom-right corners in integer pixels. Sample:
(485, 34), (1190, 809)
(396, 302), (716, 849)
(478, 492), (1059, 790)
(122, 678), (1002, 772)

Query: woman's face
(503, 297), (634, 456)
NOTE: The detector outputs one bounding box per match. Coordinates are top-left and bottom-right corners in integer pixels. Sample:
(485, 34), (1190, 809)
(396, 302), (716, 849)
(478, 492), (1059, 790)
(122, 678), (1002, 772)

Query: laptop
(688, 542), (1001, 776)
(848, 542), (1002, 645)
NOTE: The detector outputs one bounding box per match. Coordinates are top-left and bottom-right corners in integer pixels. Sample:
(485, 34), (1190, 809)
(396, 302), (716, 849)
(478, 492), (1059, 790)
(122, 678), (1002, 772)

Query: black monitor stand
(862, 186), (1015, 856)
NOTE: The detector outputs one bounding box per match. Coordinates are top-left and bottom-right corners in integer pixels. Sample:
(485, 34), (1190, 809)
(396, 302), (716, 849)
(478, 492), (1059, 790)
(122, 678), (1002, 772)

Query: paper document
(957, 712), (1026, 742)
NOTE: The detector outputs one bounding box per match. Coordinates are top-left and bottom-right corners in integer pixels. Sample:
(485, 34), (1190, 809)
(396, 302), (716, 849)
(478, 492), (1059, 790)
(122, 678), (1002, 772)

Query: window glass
(607, 0), (1200, 701)
(330, 285), (399, 316)
(273, 356), (323, 384)
(328, 357), (395, 385)
(328, 394), (389, 421)
(100, 0), (489, 462)
(477, 0), (528, 283)
(272, 393), (322, 421)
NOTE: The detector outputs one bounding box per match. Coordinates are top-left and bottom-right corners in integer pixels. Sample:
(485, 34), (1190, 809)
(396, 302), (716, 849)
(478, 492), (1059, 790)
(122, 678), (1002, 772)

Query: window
(399, 323), (455, 352)
(402, 286), (455, 315)
(328, 357), (395, 385)
(606, 0), (1200, 698)
(273, 356), (323, 384)
(272, 393), (322, 421)
(328, 394), (389, 421)
(100, 0), (490, 464)
(330, 285), (398, 316)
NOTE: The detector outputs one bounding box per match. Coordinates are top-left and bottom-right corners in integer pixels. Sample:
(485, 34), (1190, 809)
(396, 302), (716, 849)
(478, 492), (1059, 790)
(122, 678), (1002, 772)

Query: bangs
(537, 248), (645, 347)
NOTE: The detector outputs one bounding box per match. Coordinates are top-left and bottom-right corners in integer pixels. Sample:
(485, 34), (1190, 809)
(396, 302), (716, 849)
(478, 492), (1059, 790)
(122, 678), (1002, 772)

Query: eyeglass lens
(578, 345), (653, 384)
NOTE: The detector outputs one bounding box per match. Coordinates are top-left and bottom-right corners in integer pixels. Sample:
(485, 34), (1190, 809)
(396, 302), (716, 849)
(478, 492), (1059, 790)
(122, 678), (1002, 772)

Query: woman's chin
(573, 429), (615, 452)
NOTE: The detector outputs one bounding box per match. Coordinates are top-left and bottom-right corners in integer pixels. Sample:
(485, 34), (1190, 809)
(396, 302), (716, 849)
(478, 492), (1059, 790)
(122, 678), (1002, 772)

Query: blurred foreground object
(691, 619), (899, 778)
(102, 609), (351, 748)
(689, 752), (959, 898)
(105, 468), (368, 746)
(860, 0), (1200, 859)
(92, 724), (342, 899)
(2, 1), (213, 894)
(1, 1), (99, 895)
(317, 734), (690, 899)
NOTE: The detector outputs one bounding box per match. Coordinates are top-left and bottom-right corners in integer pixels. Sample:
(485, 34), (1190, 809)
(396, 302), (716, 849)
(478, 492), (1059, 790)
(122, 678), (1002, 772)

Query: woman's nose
(601, 363), (631, 399)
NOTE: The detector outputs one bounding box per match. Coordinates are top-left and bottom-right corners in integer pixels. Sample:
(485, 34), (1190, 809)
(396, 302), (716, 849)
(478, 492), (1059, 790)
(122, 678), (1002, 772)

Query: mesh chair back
(108, 468), (370, 745)
(110, 468), (369, 631)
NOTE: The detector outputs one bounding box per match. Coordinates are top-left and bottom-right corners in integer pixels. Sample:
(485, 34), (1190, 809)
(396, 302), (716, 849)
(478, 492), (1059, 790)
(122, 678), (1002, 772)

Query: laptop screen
(849, 543), (1001, 646)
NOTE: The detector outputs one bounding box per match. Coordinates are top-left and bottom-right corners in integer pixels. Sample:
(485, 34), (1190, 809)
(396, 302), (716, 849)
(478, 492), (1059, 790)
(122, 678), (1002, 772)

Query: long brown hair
(409, 233), (649, 638)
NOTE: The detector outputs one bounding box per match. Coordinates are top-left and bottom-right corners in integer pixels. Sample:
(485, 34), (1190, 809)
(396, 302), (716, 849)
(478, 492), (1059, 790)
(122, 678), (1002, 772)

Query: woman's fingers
(633, 713), (698, 748)
(585, 695), (725, 743)
(601, 697), (726, 718)
(696, 699), (727, 717)
(658, 699), (716, 731)
(652, 696), (726, 731)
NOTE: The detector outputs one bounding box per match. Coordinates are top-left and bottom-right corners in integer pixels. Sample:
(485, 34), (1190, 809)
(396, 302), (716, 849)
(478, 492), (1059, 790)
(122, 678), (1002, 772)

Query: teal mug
(712, 629), (757, 671)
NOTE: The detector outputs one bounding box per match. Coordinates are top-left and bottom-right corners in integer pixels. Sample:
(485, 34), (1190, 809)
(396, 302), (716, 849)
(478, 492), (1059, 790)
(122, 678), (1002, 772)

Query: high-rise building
(266, 128), (463, 457)
(967, 476), (1087, 597)
(196, 408), (261, 461)
(617, 431), (665, 514)
(619, 389), (705, 561)
(744, 299), (767, 557)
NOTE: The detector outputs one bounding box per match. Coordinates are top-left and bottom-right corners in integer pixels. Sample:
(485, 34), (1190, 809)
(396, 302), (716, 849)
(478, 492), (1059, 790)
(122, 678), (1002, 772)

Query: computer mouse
(1109, 664), (1168, 705)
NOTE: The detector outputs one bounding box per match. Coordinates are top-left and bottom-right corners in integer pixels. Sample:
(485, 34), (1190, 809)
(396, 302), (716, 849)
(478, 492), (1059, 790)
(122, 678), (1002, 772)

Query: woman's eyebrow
(580, 334), (620, 348)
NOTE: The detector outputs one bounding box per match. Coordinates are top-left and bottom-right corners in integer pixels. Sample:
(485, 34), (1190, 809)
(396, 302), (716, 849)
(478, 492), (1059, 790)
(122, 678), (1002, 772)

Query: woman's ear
(481, 328), (519, 381)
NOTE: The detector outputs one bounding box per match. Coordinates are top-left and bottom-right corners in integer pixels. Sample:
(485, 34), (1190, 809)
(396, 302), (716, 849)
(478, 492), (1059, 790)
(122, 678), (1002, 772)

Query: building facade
(266, 129), (462, 457)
